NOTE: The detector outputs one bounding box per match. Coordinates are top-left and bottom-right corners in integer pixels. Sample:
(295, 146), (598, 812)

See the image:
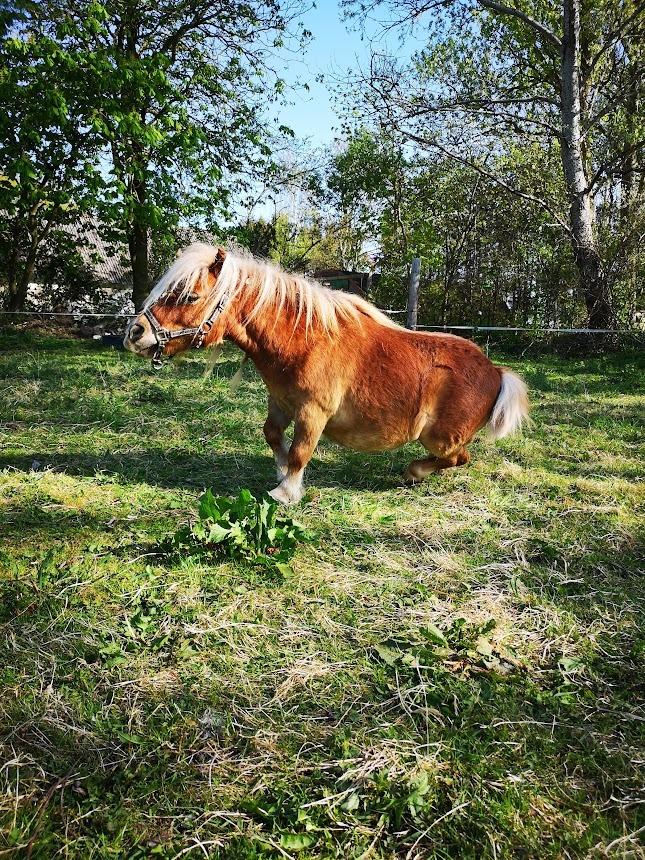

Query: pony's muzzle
(123, 316), (157, 355)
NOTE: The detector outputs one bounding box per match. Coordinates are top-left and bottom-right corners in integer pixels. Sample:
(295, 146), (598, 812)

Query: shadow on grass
(0, 446), (412, 495)
(0, 503), (103, 543)
(0, 451), (276, 493)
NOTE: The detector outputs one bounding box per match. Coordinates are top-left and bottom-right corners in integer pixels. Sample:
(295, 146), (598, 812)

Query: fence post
(406, 257), (421, 330)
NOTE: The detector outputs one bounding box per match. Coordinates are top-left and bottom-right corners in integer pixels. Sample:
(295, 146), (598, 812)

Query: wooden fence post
(406, 257), (421, 330)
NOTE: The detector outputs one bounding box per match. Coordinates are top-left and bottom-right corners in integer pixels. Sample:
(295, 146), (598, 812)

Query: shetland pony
(124, 244), (529, 504)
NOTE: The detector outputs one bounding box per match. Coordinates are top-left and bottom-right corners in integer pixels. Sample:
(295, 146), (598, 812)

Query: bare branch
(588, 138), (645, 191)
(477, 0), (562, 50)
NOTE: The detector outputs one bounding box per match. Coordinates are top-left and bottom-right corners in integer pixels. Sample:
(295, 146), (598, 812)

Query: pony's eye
(185, 294), (200, 304)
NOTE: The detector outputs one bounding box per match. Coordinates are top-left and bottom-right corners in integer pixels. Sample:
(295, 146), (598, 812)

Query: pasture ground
(0, 330), (643, 859)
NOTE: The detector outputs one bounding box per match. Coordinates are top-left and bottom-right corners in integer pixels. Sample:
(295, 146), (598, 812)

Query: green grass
(0, 329), (643, 859)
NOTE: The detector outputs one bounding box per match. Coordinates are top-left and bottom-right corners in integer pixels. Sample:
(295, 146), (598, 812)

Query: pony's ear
(208, 248), (226, 276)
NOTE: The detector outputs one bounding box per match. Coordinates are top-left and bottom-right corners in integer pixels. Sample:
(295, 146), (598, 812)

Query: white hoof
(268, 482), (303, 506)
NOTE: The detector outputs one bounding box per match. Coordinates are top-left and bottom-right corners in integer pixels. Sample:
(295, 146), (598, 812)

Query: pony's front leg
(269, 405), (327, 505)
(263, 398), (292, 481)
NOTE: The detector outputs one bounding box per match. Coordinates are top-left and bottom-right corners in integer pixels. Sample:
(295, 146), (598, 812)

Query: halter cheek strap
(142, 292), (229, 370)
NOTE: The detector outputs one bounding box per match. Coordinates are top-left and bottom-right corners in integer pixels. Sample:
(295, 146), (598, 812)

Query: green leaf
(115, 731), (144, 745)
(475, 636), (494, 657)
(198, 488), (218, 520)
(280, 833), (316, 851)
(559, 656), (586, 674)
(237, 488), (253, 506)
(375, 643), (401, 666)
(420, 624), (449, 647)
(478, 619), (497, 636)
(341, 791), (361, 811)
(206, 522), (231, 543)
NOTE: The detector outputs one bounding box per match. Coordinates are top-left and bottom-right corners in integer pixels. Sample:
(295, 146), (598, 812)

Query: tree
(28, 0), (305, 309)
(0, 6), (102, 310)
(329, 129), (581, 325)
(234, 211), (371, 273)
(330, 132), (412, 265)
(233, 142), (372, 273)
(342, 0), (645, 327)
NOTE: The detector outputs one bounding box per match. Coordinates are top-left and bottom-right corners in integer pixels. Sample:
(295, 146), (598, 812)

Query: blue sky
(273, 1), (420, 147)
(246, 2), (423, 219)
(275, 2), (371, 146)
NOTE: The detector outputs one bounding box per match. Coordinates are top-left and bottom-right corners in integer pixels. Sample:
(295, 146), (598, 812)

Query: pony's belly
(323, 415), (412, 452)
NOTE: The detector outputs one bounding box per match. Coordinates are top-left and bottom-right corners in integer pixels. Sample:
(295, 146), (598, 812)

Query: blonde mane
(145, 243), (399, 334)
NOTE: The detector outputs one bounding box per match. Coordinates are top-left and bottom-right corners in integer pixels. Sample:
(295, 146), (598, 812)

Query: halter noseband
(142, 292), (229, 370)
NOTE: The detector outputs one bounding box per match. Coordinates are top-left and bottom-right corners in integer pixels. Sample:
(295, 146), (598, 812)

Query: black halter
(142, 292), (229, 370)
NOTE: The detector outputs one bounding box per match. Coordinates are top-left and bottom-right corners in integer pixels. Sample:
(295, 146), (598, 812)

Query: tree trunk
(9, 254), (37, 311)
(5, 273), (20, 312)
(560, 0), (612, 328)
(128, 222), (149, 310)
(5, 219), (23, 310)
(6, 224), (41, 311)
(6, 282), (23, 311)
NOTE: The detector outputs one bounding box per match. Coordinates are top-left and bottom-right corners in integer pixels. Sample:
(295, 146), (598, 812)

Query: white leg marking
(269, 470), (305, 505)
(274, 444), (289, 481)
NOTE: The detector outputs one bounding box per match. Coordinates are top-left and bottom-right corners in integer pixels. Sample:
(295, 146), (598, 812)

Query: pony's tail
(487, 369), (530, 440)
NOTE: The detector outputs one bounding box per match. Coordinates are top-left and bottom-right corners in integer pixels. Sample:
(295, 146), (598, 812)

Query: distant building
(67, 221), (218, 290)
(68, 222), (133, 289)
(313, 269), (375, 296)
(23, 220), (221, 315)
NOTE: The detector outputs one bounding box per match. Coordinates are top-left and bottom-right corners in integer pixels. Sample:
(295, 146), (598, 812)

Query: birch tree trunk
(560, 0), (612, 327)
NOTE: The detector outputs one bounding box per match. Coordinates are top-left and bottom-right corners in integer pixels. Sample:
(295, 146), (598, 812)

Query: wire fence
(0, 310), (132, 318)
(0, 309), (641, 338)
(415, 324), (638, 335)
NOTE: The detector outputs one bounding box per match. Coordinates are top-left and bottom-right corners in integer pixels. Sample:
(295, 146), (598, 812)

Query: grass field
(0, 330), (643, 859)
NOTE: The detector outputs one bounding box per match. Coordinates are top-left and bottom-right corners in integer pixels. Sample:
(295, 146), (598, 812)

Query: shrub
(164, 488), (313, 576)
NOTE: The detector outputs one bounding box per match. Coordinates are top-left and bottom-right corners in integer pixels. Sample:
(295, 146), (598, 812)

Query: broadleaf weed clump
(162, 488), (314, 577)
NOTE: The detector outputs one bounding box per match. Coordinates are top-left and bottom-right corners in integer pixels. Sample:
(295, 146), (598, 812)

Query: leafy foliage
(375, 616), (523, 675)
(234, 210), (371, 273)
(329, 131), (581, 325)
(0, 9), (104, 309)
(338, 0), (645, 327)
(165, 488), (314, 575)
(2, 0), (305, 309)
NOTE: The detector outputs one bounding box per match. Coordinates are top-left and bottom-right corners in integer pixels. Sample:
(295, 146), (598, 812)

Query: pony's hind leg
(263, 398), (292, 481)
(404, 447), (470, 483)
(404, 409), (477, 484)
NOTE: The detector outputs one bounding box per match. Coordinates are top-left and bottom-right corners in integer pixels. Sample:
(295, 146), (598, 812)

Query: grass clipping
(161, 488), (314, 577)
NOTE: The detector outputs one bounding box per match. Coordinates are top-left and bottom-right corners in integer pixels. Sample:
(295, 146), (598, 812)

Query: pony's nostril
(129, 323), (145, 342)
